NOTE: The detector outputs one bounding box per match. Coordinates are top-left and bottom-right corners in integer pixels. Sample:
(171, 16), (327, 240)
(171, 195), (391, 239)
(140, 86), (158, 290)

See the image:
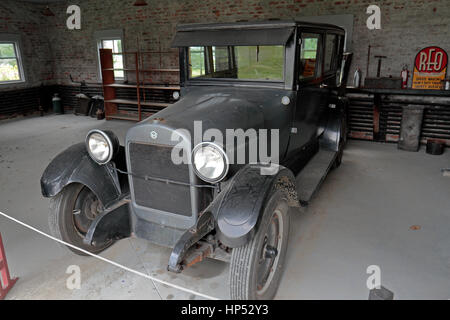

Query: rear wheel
(333, 114), (347, 169)
(48, 183), (113, 255)
(229, 189), (290, 300)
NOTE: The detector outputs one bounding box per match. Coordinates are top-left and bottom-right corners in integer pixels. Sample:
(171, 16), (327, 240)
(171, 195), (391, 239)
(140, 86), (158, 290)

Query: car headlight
(192, 142), (229, 183)
(85, 130), (119, 165)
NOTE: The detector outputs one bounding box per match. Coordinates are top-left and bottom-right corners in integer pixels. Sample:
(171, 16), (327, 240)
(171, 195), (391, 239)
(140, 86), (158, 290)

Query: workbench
(345, 88), (450, 151)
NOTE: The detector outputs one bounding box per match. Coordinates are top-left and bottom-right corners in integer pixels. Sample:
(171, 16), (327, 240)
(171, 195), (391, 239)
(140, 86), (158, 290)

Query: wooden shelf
(142, 84), (180, 90)
(107, 114), (140, 121)
(103, 68), (180, 73)
(104, 83), (180, 90)
(100, 48), (179, 122)
(105, 99), (170, 108)
(147, 69), (180, 72)
(123, 51), (174, 55)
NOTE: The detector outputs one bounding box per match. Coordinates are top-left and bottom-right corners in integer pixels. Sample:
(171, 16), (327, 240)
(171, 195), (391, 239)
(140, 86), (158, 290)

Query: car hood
(126, 85), (294, 160)
(139, 86), (269, 134)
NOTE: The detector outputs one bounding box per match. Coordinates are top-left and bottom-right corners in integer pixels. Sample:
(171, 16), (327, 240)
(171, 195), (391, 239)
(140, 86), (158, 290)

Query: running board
(295, 149), (337, 205)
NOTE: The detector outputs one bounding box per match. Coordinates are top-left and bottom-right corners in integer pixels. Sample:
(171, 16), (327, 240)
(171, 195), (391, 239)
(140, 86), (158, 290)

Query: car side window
(324, 34), (338, 73)
(299, 33), (321, 81)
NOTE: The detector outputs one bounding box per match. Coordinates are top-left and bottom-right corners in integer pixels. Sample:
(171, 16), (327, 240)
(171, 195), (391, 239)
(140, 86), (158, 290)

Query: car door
(287, 30), (330, 157)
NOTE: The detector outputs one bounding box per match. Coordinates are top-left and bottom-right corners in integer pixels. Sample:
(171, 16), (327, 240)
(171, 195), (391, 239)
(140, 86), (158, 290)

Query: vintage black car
(41, 20), (350, 300)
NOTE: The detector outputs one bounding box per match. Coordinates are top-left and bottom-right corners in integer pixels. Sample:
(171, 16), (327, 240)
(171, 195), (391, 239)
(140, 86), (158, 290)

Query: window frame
(0, 34), (26, 85)
(94, 30), (125, 82)
(297, 31), (324, 83)
(323, 33), (340, 75)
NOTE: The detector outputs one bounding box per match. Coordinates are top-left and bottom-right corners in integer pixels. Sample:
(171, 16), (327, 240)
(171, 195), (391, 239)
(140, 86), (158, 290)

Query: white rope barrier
(0, 211), (219, 300)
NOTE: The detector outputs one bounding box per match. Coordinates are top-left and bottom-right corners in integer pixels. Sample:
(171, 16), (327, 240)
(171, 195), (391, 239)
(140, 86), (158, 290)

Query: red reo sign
(412, 46), (448, 89)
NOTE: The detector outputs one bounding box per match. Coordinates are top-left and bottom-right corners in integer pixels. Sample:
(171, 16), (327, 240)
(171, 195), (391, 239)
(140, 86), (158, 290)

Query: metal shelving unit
(99, 49), (179, 121)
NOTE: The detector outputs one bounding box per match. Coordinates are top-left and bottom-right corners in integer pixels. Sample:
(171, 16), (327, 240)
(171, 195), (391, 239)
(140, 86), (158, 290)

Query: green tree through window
(189, 47), (206, 77)
(0, 43), (22, 83)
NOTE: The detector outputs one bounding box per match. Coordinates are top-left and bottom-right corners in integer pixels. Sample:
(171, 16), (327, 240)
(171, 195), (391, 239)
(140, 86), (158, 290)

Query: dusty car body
(41, 20), (350, 300)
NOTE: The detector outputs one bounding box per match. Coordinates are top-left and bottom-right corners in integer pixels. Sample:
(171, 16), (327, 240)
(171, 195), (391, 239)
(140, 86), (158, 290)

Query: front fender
(215, 165), (298, 248)
(40, 143), (124, 208)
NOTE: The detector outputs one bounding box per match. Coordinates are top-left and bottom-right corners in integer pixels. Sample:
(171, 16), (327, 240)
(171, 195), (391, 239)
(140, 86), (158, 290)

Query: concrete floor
(0, 114), (449, 300)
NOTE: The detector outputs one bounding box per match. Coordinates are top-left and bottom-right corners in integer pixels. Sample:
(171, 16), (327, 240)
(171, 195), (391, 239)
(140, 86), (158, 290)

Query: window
(0, 40), (24, 84)
(188, 45), (284, 81)
(324, 34), (338, 73)
(299, 33), (321, 80)
(98, 39), (124, 79)
(95, 30), (124, 80)
(189, 46), (206, 77)
(213, 46), (230, 72)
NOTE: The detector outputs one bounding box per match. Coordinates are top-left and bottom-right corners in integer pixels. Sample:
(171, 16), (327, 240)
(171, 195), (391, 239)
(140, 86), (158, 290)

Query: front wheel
(48, 183), (113, 255)
(229, 189), (290, 300)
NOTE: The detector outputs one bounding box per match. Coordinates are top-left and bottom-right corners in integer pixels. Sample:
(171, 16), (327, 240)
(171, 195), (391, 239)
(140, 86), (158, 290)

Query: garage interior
(0, 0), (449, 300)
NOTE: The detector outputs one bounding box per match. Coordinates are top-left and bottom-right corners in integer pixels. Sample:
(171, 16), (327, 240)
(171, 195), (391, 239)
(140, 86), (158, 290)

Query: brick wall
(1, 0), (449, 115)
(42, 0), (450, 86)
(0, 1), (53, 91)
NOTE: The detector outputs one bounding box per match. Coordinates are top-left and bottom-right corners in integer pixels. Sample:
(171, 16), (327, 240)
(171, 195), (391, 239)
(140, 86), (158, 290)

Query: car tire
(49, 183), (113, 256)
(229, 189), (290, 300)
(333, 114), (347, 169)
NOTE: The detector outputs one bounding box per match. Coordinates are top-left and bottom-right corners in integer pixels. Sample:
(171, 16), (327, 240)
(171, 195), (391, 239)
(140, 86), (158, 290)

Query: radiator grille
(129, 142), (192, 217)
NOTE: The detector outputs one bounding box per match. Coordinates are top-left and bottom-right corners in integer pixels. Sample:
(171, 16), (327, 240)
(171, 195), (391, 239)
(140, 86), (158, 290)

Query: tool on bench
(374, 55), (387, 77)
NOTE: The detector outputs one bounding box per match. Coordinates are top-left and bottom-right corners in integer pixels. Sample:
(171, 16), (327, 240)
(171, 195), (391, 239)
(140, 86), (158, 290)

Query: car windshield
(188, 45), (284, 81)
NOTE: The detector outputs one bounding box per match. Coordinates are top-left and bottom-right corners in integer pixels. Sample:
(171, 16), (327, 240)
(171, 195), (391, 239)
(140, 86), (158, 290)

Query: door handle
(320, 83), (328, 89)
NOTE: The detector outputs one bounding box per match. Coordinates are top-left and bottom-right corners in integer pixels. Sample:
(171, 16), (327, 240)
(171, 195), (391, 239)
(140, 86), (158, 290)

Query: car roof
(176, 20), (345, 33)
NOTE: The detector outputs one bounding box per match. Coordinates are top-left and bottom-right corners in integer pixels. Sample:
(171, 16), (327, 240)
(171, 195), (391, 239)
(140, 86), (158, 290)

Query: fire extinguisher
(401, 65), (409, 89)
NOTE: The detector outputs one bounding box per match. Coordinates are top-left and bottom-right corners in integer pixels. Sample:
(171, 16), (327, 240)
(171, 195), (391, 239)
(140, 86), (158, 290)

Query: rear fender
(215, 164), (298, 248)
(40, 143), (125, 208)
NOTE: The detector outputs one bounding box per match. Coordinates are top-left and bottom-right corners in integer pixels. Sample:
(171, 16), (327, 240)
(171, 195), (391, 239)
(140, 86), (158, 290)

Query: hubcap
(72, 187), (101, 236)
(256, 208), (284, 296)
(264, 245), (278, 259)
